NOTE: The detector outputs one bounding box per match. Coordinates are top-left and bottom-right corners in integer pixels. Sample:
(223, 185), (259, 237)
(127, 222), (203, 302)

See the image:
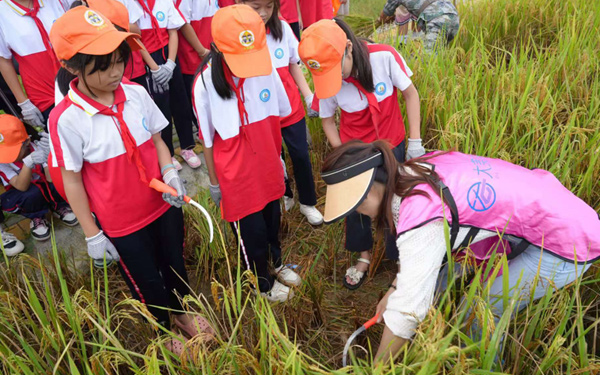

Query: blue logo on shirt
(467, 179), (496, 212)
(260, 89), (271, 102)
(156, 11), (165, 22)
(142, 117), (149, 131)
(375, 82), (387, 96)
(274, 48), (284, 59)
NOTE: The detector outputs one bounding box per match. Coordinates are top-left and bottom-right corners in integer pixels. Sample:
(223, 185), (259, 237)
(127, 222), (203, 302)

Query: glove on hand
(304, 94), (319, 118)
(162, 168), (186, 208)
(18, 99), (45, 127)
(406, 138), (426, 160)
(86, 230), (120, 262)
(209, 183), (221, 207)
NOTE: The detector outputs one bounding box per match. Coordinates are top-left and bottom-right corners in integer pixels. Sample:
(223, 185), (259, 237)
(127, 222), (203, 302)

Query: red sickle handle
(149, 178), (191, 203)
(363, 313), (381, 329)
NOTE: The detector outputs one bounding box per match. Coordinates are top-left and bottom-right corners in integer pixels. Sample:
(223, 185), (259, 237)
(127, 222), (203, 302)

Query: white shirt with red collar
(266, 20), (305, 127)
(48, 80), (170, 238)
(192, 64), (291, 222)
(134, 0), (185, 53)
(320, 44), (413, 147)
(174, 0), (218, 75)
(0, 0), (68, 112)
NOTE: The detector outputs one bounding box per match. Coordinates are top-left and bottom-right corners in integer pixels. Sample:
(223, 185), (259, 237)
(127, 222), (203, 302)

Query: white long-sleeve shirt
(383, 195), (496, 339)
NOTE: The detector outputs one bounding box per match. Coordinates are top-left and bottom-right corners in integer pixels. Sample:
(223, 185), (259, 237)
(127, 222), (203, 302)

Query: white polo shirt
(320, 44), (413, 147)
(0, 0), (68, 111)
(49, 80), (170, 237)
(134, 0), (185, 53)
(192, 63), (291, 221)
(174, 0), (218, 75)
(266, 20), (304, 127)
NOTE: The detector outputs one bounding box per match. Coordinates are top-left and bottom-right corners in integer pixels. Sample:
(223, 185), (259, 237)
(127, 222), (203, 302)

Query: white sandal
(343, 258), (371, 290)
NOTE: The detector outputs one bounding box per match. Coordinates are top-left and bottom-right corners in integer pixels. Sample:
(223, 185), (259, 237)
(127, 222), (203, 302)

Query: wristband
(161, 164), (175, 175)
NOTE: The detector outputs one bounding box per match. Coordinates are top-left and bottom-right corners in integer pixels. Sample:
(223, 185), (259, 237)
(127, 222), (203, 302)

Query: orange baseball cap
(0, 114), (28, 164)
(211, 5), (272, 78)
(86, 0), (130, 31)
(50, 6), (143, 61)
(299, 20), (347, 99)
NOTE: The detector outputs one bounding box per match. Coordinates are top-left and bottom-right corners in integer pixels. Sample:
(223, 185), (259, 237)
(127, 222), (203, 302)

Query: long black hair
(199, 42), (234, 100)
(57, 42), (131, 98)
(334, 18), (374, 93)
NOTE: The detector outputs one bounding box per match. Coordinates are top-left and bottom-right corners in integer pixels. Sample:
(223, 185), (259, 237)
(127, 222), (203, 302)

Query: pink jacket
(396, 152), (600, 263)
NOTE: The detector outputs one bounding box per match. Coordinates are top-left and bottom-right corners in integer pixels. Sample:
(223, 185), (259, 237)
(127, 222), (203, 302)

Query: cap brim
(312, 60), (342, 99)
(0, 143), (25, 164)
(79, 30), (144, 57)
(323, 168), (376, 224)
(223, 47), (272, 78)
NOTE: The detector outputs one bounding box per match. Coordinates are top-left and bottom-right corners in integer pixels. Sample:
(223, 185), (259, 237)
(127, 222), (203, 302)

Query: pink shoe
(171, 157), (183, 171)
(180, 149), (202, 169)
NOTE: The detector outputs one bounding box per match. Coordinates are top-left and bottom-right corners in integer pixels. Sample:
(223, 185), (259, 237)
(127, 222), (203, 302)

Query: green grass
(1, 0), (600, 373)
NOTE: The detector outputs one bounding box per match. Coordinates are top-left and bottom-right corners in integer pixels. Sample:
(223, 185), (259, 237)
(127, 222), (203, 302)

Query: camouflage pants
(418, 13), (460, 51)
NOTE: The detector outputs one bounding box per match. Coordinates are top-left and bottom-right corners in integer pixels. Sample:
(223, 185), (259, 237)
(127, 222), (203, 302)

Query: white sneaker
(299, 204), (324, 226)
(30, 217), (50, 241)
(53, 206), (78, 226)
(261, 280), (294, 303)
(283, 196), (295, 212)
(0, 229), (24, 257)
(274, 265), (302, 286)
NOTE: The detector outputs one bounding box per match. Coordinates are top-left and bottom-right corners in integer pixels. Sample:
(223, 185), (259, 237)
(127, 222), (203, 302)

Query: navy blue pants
(345, 141), (405, 260)
(1, 182), (68, 219)
(105, 206), (188, 326)
(281, 118), (317, 206)
(147, 47), (195, 154)
(230, 200), (282, 292)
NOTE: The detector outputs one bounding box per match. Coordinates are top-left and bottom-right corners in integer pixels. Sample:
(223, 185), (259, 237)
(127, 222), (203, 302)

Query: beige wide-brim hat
(321, 153), (383, 224)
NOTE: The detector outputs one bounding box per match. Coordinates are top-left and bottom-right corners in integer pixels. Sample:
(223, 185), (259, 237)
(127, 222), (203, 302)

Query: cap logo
(84, 10), (105, 27)
(259, 89), (271, 102)
(0, 133), (4, 144)
(239, 30), (255, 48)
(307, 59), (321, 70)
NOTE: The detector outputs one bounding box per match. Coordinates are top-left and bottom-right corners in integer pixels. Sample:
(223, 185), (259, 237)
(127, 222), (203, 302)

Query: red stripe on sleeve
(367, 44), (409, 77)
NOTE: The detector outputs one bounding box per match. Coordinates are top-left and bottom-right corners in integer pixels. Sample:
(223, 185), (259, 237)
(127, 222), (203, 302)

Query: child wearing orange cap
(299, 18), (424, 290)
(48, 7), (213, 353)
(238, 0), (323, 226)
(193, 4), (301, 302)
(0, 114), (76, 243)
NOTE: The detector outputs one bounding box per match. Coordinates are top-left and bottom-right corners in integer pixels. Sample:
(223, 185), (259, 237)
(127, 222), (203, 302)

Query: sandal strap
(357, 258), (371, 265)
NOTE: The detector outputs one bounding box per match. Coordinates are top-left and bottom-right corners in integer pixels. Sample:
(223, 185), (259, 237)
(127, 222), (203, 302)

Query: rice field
(1, 0), (599, 373)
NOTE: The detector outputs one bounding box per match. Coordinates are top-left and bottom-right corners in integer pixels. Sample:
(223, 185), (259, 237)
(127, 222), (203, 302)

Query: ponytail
(334, 18), (374, 93)
(56, 67), (76, 98)
(199, 42), (234, 100)
(322, 140), (446, 234)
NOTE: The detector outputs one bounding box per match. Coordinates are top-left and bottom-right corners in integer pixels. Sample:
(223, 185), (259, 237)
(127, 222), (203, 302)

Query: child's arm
(152, 132), (173, 170)
(141, 50), (160, 71)
(203, 145), (218, 186)
(61, 169), (99, 238)
(167, 29), (179, 60)
(0, 57), (44, 127)
(402, 84), (421, 139)
(179, 23), (209, 58)
(322, 116), (342, 148)
(290, 63), (312, 99)
(9, 167), (34, 192)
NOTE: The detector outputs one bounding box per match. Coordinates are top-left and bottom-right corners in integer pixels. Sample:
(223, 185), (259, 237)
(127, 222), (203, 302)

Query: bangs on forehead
(87, 42), (131, 75)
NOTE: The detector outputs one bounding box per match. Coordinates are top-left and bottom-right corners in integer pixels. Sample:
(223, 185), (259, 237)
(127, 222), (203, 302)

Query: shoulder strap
(436, 179), (460, 250)
(417, 0), (438, 18)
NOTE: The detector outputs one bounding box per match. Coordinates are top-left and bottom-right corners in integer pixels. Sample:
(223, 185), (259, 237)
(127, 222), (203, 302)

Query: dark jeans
(106, 206), (188, 325)
(289, 21), (301, 40)
(182, 73), (198, 128)
(281, 118), (317, 206)
(1, 182), (68, 219)
(345, 141), (405, 260)
(147, 47), (195, 154)
(229, 200), (282, 292)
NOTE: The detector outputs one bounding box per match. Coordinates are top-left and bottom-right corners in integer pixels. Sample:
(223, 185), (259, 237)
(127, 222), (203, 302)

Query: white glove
(162, 168), (186, 208)
(150, 66), (169, 93)
(23, 143), (48, 168)
(86, 230), (120, 262)
(18, 99), (45, 127)
(304, 94), (319, 118)
(34, 132), (50, 155)
(209, 183), (221, 207)
(406, 138), (426, 160)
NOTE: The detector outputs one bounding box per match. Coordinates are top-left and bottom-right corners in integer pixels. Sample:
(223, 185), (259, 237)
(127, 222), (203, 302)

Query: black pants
(230, 200), (282, 292)
(147, 47), (195, 154)
(345, 141), (405, 260)
(1, 182), (68, 219)
(182, 73), (198, 129)
(131, 73), (151, 93)
(107, 206), (188, 325)
(289, 21), (301, 41)
(281, 118), (317, 206)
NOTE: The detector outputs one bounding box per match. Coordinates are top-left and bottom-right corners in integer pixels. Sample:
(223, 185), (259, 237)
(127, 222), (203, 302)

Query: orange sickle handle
(149, 178), (191, 203)
(364, 313), (381, 329)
